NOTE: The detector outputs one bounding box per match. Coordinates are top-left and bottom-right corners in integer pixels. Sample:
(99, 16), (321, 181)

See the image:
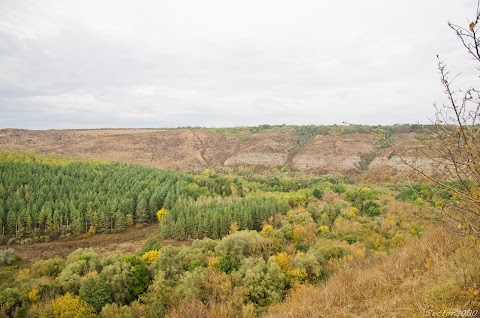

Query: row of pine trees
(0, 152), (289, 243)
(0, 161), (186, 240)
(160, 196), (290, 240)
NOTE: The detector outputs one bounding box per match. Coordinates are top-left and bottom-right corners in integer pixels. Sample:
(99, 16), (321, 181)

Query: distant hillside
(0, 125), (437, 180)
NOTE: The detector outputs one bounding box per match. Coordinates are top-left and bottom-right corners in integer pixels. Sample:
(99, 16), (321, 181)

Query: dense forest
(0, 150), (444, 317)
(0, 151), (291, 244)
(0, 151), (354, 245)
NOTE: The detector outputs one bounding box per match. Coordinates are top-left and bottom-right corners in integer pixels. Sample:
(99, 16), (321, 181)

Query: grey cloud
(0, 0), (477, 129)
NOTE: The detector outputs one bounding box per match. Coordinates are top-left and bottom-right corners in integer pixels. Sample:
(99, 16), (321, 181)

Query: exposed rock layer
(0, 128), (439, 179)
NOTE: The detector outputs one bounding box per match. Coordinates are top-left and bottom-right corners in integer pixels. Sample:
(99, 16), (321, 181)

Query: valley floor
(2, 224), (188, 264)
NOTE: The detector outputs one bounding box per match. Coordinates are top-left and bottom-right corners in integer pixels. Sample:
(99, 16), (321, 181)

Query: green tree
(57, 249), (99, 293)
(217, 255), (238, 274)
(79, 277), (112, 312)
(124, 255), (150, 303)
(140, 271), (168, 318)
(232, 257), (286, 307)
(136, 198), (149, 225)
(114, 210), (127, 232)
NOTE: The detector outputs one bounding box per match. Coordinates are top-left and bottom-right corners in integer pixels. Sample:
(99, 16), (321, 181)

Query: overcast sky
(0, 0), (478, 129)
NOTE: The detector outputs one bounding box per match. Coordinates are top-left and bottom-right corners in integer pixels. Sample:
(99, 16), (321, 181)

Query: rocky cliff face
(0, 128), (438, 178)
(291, 134), (378, 174)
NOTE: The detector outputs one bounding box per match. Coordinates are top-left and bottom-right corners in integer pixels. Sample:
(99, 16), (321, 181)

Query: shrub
(293, 252), (324, 283)
(101, 303), (131, 317)
(295, 243), (309, 253)
(28, 301), (54, 317)
(0, 287), (21, 315)
(313, 188), (324, 199)
(215, 230), (274, 262)
(191, 237), (218, 253)
(343, 234), (358, 244)
(0, 248), (15, 266)
(137, 238), (161, 256)
(232, 257), (287, 307)
(317, 245), (348, 260)
(365, 201), (381, 217)
(51, 292), (95, 318)
(31, 257), (65, 278)
(330, 184), (346, 194)
(217, 256), (238, 274)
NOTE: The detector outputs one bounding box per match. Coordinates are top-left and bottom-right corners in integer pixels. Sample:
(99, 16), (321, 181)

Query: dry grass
(7, 224), (190, 264)
(266, 228), (480, 318)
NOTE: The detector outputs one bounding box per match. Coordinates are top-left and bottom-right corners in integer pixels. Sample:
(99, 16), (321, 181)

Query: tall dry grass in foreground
(266, 228), (480, 318)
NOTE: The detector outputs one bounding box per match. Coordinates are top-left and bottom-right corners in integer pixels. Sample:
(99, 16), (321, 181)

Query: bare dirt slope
(0, 128), (436, 178)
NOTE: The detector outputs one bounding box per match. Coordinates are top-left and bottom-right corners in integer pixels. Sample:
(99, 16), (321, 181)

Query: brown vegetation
(266, 227), (480, 318)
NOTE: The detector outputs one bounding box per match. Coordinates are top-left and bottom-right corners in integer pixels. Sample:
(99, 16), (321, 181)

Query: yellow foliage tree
(318, 225), (330, 233)
(286, 268), (307, 285)
(260, 224), (273, 236)
(286, 207), (306, 217)
(273, 252), (293, 272)
(125, 213), (134, 226)
(359, 187), (372, 195)
(293, 224), (318, 245)
(142, 250), (161, 265)
(348, 207), (358, 217)
(51, 292), (95, 318)
(292, 226), (308, 244)
(156, 208), (168, 222)
(16, 268), (30, 280)
(28, 288), (39, 303)
(208, 257), (220, 269)
(229, 221), (239, 235)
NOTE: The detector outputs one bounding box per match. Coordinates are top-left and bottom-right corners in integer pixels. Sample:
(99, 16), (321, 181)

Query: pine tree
(136, 198), (148, 225)
(175, 212), (187, 240)
(53, 208), (62, 232)
(0, 205), (5, 236)
(148, 191), (163, 222)
(16, 211), (26, 238)
(114, 210), (126, 232)
(72, 208), (83, 234)
(164, 188), (179, 210)
(6, 209), (17, 236)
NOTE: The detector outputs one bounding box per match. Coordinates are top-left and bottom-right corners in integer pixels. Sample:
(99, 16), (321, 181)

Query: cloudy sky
(0, 0), (478, 129)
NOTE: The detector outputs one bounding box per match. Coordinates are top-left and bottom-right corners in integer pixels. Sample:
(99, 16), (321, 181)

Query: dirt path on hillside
(2, 224), (190, 264)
